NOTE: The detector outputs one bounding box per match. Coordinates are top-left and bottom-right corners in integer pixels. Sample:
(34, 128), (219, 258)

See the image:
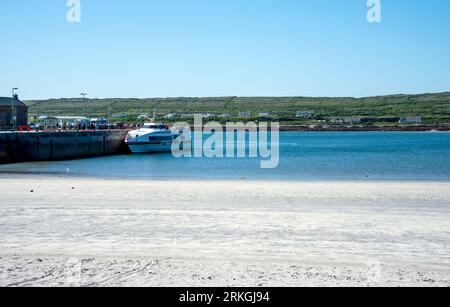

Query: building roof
(0, 97), (27, 107)
(41, 116), (89, 121)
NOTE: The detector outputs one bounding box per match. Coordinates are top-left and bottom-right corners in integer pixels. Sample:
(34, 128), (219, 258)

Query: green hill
(26, 92), (450, 125)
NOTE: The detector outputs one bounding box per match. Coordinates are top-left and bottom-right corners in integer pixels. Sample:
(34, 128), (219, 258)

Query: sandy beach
(0, 175), (449, 287)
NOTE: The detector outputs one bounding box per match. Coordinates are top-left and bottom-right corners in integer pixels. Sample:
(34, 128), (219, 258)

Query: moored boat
(125, 123), (177, 153)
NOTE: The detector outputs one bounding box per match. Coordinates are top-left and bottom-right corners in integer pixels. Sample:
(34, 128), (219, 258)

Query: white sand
(0, 175), (449, 287)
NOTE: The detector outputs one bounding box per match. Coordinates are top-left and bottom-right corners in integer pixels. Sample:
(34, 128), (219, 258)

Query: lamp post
(80, 93), (87, 117)
(107, 106), (112, 130)
(11, 88), (18, 129)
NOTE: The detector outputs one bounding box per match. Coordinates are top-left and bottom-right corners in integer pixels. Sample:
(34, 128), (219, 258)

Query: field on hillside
(26, 92), (450, 125)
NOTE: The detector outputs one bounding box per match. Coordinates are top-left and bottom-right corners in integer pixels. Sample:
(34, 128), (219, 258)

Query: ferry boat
(125, 123), (177, 153)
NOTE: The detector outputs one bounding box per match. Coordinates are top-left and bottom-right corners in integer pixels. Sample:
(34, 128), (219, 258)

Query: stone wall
(0, 131), (129, 164)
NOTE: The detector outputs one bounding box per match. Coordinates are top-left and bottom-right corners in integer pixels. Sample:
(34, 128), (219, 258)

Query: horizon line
(18, 91), (450, 101)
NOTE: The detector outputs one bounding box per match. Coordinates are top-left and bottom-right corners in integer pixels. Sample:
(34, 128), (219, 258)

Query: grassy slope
(25, 92), (450, 125)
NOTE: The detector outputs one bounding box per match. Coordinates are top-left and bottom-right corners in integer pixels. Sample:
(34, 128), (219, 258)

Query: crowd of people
(30, 121), (131, 132)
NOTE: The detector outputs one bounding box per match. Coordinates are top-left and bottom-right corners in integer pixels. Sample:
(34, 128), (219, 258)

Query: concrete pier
(0, 130), (129, 164)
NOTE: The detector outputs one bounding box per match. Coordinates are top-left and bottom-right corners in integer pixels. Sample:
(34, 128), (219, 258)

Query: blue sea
(1, 132), (450, 180)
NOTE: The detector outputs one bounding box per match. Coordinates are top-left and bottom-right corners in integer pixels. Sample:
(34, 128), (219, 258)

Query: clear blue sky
(1, 0), (450, 100)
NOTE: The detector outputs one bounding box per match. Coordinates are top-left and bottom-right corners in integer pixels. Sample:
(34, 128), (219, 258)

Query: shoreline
(1, 171), (450, 183)
(2, 127), (450, 133)
(1, 175), (449, 286)
(279, 125), (450, 132)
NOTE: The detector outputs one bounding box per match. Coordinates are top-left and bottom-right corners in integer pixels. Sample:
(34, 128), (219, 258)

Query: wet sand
(0, 175), (449, 287)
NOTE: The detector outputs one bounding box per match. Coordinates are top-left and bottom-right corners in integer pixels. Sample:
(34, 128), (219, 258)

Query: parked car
(97, 120), (109, 130)
(90, 119), (109, 130)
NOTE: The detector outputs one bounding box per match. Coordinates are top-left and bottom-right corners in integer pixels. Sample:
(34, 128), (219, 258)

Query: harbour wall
(0, 130), (129, 164)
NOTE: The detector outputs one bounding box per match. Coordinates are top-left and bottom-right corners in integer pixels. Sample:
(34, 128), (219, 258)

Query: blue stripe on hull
(127, 143), (172, 153)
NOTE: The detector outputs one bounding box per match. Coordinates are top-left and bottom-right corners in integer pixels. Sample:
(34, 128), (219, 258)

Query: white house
(399, 116), (422, 124)
(343, 117), (362, 125)
(330, 118), (343, 124)
(329, 117), (361, 125)
(296, 111), (315, 119)
(138, 113), (150, 120)
(258, 112), (270, 117)
(239, 111), (251, 117)
(164, 113), (177, 119)
(203, 113), (217, 119)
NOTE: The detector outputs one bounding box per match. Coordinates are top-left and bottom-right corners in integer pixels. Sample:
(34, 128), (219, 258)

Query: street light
(11, 88), (18, 129)
(80, 93), (87, 117)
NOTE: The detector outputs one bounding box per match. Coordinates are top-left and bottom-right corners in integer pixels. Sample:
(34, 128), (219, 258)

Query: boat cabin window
(143, 123), (166, 129)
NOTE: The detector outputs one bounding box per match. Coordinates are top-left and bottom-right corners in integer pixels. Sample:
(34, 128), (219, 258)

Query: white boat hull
(125, 124), (177, 154)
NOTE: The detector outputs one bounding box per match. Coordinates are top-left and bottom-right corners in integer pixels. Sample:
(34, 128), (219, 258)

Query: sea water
(1, 132), (449, 180)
